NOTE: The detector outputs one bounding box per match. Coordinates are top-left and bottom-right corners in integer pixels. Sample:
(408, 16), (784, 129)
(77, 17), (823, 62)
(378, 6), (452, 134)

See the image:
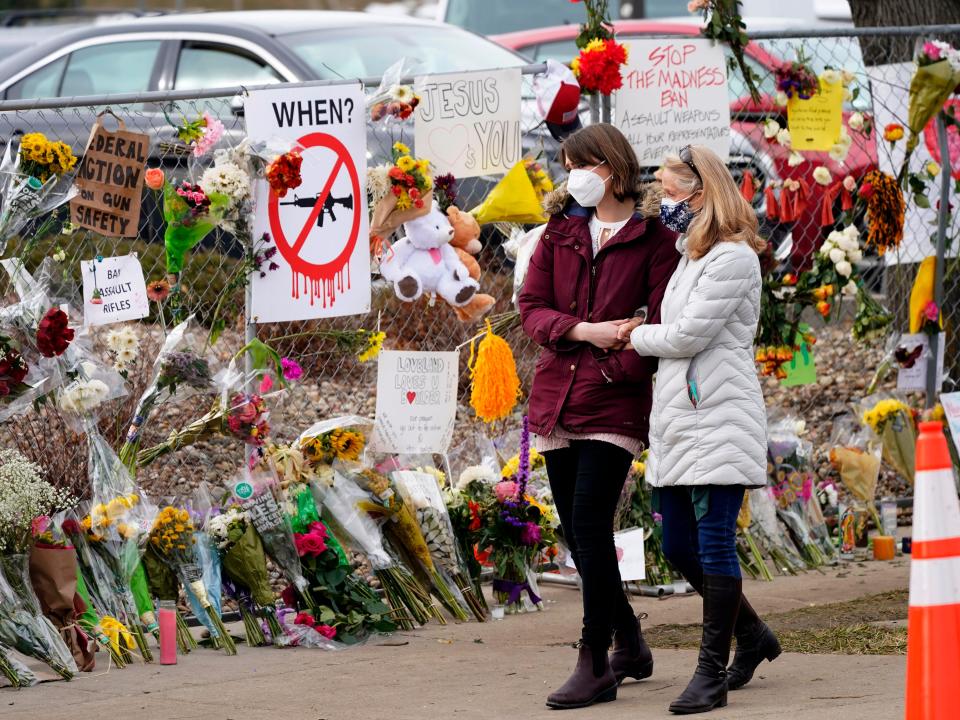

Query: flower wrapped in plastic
(0, 641), (36, 688)
(162, 179), (229, 277)
(829, 416), (884, 532)
(296, 415), (372, 485)
(368, 141), (433, 238)
(0, 133), (78, 255)
(615, 454), (676, 586)
(746, 488), (807, 575)
(148, 504), (236, 654)
(367, 58), (421, 123)
(469, 161), (549, 226)
(860, 392), (916, 484)
(313, 467), (435, 630)
(902, 40), (960, 170)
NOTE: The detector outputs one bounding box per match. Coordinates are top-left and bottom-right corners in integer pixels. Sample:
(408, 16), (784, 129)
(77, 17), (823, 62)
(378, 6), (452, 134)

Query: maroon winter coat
(519, 186), (680, 445)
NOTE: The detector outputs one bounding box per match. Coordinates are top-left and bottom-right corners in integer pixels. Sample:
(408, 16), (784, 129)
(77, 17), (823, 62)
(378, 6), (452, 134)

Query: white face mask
(567, 162), (610, 207)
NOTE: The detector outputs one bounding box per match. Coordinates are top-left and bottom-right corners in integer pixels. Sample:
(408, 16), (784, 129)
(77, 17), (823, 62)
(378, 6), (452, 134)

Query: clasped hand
(566, 317), (645, 350)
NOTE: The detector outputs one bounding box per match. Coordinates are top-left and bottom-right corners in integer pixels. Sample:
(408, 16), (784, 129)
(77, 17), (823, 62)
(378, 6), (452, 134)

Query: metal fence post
(926, 111), (951, 408)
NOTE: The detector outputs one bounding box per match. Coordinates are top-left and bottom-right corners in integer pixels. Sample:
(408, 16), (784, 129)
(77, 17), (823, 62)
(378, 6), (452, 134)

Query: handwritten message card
(415, 68), (522, 178)
(788, 77), (844, 151)
(81, 254), (148, 326)
(616, 39), (731, 163)
(371, 350), (459, 454)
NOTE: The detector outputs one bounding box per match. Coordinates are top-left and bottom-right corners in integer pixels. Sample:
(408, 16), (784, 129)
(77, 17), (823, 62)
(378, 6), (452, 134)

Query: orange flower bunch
(571, 38), (629, 95)
(265, 149), (303, 198)
(861, 169), (905, 255)
(755, 345), (794, 379)
(149, 505), (196, 564)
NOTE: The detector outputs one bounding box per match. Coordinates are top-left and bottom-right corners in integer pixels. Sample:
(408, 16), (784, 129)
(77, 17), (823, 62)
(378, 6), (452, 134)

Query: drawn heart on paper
(406, 391), (417, 404)
(427, 124), (469, 169)
(615, 546), (624, 562)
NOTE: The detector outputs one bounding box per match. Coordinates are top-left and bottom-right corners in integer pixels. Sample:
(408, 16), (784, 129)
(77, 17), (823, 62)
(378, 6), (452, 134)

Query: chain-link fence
(0, 25), (957, 498)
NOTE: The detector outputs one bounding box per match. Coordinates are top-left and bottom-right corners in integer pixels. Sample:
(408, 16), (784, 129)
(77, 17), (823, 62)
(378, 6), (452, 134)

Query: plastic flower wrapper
(469, 161), (548, 226)
(266, 607), (345, 650)
(392, 469), (486, 620)
(367, 57), (421, 123)
(201, 484), (282, 647)
(85, 430), (160, 661)
(746, 488), (807, 575)
(0, 552), (77, 680)
(0, 642), (36, 688)
(161, 178), (229, 277)
(55, 357), (128, 433)
(312, 467), (434, 630)
(369, 141), (433, 238)
(860, 392), (916, 485)
(140, 538), (195, 654)
(28, 512), (96, 672)
(735, 493), (773, 581)
(0, 135), (78, 255)
(341, 460), (465, 622)
(901, 40), (960, 173)
(614, 455), (675, 586)
(119, 315), (216, 469)
(297, 415), (373, 485)
(766, 416), (833, 567)
(829, 415), (884, 531)
(148, 503), (236, 655)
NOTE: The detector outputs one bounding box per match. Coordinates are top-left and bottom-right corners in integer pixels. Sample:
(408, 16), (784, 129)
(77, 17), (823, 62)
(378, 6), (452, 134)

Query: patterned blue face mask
(659, 195), (696, 234)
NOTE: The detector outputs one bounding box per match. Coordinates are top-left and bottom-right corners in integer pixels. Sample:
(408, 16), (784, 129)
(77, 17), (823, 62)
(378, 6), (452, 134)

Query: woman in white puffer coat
(618, 145), (778, 716)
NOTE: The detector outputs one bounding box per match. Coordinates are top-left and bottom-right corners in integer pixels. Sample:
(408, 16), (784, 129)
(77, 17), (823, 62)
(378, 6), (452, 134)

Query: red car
(493, 21), (878, 270)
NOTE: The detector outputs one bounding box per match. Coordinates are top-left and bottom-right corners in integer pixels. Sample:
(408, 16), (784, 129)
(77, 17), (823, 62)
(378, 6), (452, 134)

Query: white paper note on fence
(244, 83), (370, 322)
(80, 254), (148, 326)
(415, 68), (522, 178)
(616, 39), (730, 164)
(895, 333), (946, 392)
(370, 350), (459, 454)
(941, 392), (960, 450)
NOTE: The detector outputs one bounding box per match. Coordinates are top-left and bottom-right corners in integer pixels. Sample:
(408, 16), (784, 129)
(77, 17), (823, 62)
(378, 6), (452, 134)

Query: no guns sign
(245, 84), (370, 323)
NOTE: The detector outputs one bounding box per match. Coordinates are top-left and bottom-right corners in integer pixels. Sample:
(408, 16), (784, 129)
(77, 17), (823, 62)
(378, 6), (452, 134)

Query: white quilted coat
(629, 237), (766, 488)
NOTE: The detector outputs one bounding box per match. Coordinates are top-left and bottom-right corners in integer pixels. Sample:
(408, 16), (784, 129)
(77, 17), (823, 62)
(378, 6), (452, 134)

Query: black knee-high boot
(669, 575), (741, 715)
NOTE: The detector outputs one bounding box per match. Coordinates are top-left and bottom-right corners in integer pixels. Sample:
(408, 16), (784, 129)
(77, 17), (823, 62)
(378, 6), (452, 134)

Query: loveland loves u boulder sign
(70, 113), (148, 237)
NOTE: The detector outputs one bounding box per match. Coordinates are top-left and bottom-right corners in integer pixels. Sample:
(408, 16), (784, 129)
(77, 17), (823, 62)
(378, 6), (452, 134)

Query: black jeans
(544, 440), (635, 650)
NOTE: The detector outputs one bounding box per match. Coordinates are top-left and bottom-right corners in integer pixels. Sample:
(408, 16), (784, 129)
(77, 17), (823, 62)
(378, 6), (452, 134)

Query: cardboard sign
(415, 68), (523, 178)
(81, 254), (148, 326)
(370, 350), (458, 454)
(70, 114), (148, 237)
(787, 76), (844, 151)
(244, 83), (370, 322)
(895, 333), (946, 392)
(616, 39), (731, 163)
(781, 325), (817, 387)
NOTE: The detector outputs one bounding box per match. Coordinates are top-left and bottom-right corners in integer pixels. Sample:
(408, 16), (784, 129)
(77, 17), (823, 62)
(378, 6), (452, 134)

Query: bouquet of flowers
(297, 416), (371, 479)
(829, 417), (884, 532)
(861, 393), (916, 484)
(149, 504), (236, 654)
(207, 503), (283, 646)
(369, 142), (433, 238)
(314, 467), (435, 629)
(0, 133), (77, 254)
(265, 148), (303, 198)
(735, 495), (774, 581)
(615, 454), (675, 586)
(902, 40), (960, 170)
(367, 58), (421, 122)
(572, 38), (629, 95)
(162, 179), (229, 277)
(165, 110), (225, 157)
(392, 469), (487, 620)
(775, 48), (819, 99)
(745, 488), (807, 575)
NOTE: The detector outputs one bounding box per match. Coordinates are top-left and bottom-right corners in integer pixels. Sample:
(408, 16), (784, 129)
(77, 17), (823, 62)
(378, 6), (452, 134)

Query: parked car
(494, 20), (878, 269)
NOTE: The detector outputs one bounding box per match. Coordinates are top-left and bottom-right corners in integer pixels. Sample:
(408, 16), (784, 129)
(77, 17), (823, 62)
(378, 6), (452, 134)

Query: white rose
(835, 260), (853, 277)
(838, 126), (851, 145)
(828, 143), (849, 163)
(848, 112), (865, 131)
(829, 247), (846, 264)
(812, 166), (832, 186)
(848, 248), (863, 263)
(837, 234), (858, 252)
(787, 152), (804, 167)
(819, 240), (834, 256)
(843, 224), (860, 240)
(776, 128), (791, 147)
(842, 69), (856, 85)
(763, 119), (781, 138)
(821, 69), (841, 85)
(842, 280), (858, 296)
(843, 87), (853, 102)
(775, 90), (789, 106)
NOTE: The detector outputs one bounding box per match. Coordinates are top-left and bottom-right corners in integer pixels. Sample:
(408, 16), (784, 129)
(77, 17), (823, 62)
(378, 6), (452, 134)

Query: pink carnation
(923, 301), (939, 321)
(192, 112), (224, 157)
(31, 515), (51, 537)
(494, 480), (519, 504)
(520, 522), (542, 546)
(924, 41), (942, 60)
(281, 357), (303, 381)
(315, 624), (337, 639)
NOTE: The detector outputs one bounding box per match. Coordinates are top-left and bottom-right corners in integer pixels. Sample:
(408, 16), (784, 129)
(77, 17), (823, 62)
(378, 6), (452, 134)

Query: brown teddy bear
(446, 206), (496, 323)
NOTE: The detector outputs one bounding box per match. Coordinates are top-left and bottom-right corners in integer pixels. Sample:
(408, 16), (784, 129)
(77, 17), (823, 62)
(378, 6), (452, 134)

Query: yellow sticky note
(787, 77), (844, 151)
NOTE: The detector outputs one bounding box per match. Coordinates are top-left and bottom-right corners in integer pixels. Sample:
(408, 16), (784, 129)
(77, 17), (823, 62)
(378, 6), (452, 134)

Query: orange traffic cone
(905, 421), (960, 720)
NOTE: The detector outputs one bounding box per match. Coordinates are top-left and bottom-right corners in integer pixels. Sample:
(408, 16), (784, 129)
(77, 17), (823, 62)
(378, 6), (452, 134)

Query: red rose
(294, 531), (327, 557)
(36, 308), (74, 357)
(293, 612), (316, 627)
(315, 624), (337, 640)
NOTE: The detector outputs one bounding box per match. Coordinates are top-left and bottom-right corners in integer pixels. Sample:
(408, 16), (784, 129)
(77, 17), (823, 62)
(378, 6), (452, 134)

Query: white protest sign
(80, 254), (148, 326)
(415, 68), (522, 178)
(616, 39), (730, 164)
(371, 350), (458, 454)
(244, 84), (370, 322)
(866, 63), (960, 266)
(896, 333), (946, 392)
(940, 392), (960, 450)
(614, 527), (646, 582)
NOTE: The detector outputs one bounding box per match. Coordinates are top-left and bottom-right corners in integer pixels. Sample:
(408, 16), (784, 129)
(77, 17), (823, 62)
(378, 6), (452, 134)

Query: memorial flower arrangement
(162, 179), (229, 276)
(226, 393), (270, 446)
(265, 149), (303, 198)
(369, 83), (421, 121)
(861, 395), (916, 484)
(170, 111), (225, 157)
(571, 38), (629, 95)
(369, 142), (434, 238)
(901, 39), (960, 172)
(774, 49), (819, 100)
(17, 132), (77, 182)
(860, 169), (905, 256)
(35, 307), (74, 357)
(0, 334), (30, 402)
(105, 325), (140, 374)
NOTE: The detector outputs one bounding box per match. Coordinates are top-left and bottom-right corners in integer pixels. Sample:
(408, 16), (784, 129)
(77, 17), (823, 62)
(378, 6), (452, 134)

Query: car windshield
(285, 25), (527, 80)
(445, 0), (621, 36)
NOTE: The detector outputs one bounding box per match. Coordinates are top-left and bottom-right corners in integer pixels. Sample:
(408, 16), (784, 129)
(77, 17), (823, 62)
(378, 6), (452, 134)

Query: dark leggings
(544, 440), (636, 650)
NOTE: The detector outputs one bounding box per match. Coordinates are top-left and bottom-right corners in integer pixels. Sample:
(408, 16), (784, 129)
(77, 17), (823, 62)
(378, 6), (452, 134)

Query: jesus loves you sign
(371, 350), (459, 454)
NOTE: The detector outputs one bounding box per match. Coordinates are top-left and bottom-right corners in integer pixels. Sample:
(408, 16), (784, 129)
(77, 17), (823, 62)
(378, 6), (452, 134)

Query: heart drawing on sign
(406, 391), (417, 404)
(427, 124), (469, 169)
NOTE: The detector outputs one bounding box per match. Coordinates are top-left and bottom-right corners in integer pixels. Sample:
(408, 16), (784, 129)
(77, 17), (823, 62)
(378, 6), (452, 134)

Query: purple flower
(652, 512), (663, 524)
(520, 522), (542, 546)
(281, 357), (303, 381)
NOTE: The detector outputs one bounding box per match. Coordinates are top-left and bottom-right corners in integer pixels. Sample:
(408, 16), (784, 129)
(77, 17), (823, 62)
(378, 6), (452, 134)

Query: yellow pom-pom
(469, 320), (521, 424)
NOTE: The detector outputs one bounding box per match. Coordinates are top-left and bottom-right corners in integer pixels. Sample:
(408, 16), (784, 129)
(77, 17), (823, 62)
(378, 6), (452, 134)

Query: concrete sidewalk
(1, 559), (909, 720)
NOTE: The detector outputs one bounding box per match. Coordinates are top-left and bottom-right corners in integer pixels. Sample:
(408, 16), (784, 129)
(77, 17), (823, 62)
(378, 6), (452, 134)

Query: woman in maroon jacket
(519, 123), (680, 709)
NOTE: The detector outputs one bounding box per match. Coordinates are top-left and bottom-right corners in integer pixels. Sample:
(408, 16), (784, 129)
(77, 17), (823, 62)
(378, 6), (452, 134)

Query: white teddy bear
(380, 205), (479, 307)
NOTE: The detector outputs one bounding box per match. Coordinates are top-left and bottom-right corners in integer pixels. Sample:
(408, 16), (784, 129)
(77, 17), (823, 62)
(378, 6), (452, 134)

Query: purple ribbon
(492, 578), (542, 608)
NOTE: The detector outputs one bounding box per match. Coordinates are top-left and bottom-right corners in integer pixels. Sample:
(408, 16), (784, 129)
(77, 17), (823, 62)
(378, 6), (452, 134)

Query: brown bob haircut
(559, 123), (643, 203)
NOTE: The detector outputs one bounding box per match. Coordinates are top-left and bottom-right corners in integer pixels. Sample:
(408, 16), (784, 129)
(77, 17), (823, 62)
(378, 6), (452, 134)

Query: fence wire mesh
(0, 25), (957, 499)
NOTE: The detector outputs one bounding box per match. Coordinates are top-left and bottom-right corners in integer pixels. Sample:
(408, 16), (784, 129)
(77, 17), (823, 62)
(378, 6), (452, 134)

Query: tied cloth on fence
(819, 180), (855, 226)
(491, 578), (542, 608)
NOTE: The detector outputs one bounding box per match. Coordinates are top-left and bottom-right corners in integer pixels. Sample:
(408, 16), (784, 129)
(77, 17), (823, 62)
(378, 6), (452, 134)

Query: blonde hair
(662, 145), (766, 260)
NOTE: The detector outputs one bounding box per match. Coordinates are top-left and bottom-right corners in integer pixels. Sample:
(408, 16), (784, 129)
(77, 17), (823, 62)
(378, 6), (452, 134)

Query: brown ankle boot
(546, 642), (618, 709)
(610, 615), (654, 683)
